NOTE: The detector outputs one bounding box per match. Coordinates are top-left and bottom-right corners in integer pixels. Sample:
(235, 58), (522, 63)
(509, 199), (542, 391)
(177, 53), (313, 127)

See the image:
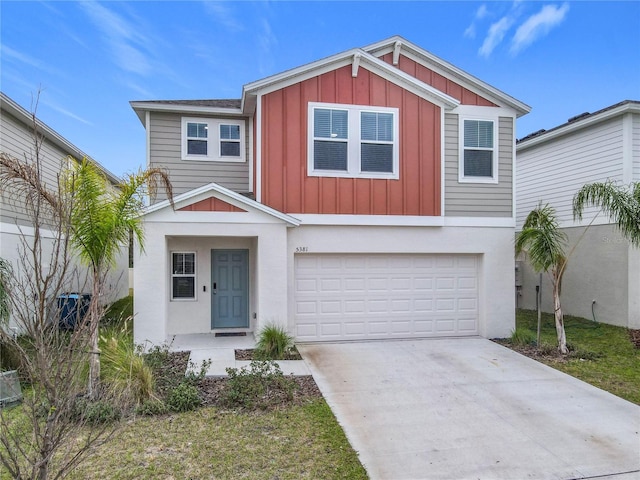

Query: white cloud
(78, 2), (153, 76)
(203, 2), (244, 32)
(476, 4), (488, 19)
(1, 45), (63, 77)
(511, 3), (570, 54)
(479, 16), (514, 57)
(464, 4), (488, 39)
(257, 18), (277, 76)
(40, 98), (93, 126)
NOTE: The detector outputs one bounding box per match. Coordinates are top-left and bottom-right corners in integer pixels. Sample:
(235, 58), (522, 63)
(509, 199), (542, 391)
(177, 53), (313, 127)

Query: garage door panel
(294, 254), (478, 342)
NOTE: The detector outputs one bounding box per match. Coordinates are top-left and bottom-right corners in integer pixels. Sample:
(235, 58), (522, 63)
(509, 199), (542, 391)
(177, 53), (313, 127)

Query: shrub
(99, 323), (155, 405)
(221, 360), (297, 410)
(136, 398), (168, 416)
(255, 323), (294, 360)
(103, 295), (133, 328)
(75, 397), (121, 425)
(166, 382), (201, 412)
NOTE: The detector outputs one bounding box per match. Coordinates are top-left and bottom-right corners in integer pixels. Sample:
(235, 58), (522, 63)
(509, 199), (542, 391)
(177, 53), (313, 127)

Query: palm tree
(573, 181), (640, 246)
(65, 159), (173, 397)
(515, 204), (569, 354)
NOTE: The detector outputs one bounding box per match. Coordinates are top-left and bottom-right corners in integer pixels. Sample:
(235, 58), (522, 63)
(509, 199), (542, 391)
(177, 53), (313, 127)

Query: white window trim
(181, 117), (245, 163)
(458, 114), (499, 184)
(307, 102), (399, 180)
(171, 251), (197, 301)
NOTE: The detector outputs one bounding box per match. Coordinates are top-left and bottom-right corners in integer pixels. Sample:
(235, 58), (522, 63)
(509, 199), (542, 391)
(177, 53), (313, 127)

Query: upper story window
(459, 117), (498, 184)
(308, 102), (399, 179)
(182, 117), (245, 162)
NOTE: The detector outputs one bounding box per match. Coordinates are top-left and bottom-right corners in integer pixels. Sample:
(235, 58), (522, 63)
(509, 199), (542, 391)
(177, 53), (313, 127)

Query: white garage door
(294, 254), (478, 342)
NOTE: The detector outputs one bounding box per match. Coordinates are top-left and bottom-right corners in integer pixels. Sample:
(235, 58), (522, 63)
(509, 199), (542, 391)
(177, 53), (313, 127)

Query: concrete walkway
(298, 338), (640, 480)
(170, 333), (311, 376)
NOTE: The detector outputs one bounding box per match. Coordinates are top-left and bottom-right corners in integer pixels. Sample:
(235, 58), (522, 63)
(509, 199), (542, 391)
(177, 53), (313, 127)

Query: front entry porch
(168, 332), (310, 377)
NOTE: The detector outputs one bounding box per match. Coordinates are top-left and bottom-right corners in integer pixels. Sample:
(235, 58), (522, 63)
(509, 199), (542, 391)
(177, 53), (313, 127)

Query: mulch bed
(629, 329), (640, 348)
(492, 338), (570, 362)
(165, 350), (322, 408)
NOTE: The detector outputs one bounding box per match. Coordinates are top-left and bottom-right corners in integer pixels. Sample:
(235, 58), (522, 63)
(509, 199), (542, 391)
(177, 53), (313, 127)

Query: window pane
(464, 150), (493, 176)
(187, 122), (207, 139)
(331, 110), (348, 138)
(187, 139), (207, 155)
(172, 253), (183, 274)
(361, 112), (377, 141)
(361, 112), (393, 142)
(314, 140), (347, 170)
(361, 143), (393, 173)
(315, 109), (347, 139)
(220, 124), (240, 140)
(183, 253), (195, 275)
(173, 277), (195, 299)
(314, 109), (331, 138)
(377, 113), (393, 141)
(464, 120), (493, 148)
(221, 141), (240, 157)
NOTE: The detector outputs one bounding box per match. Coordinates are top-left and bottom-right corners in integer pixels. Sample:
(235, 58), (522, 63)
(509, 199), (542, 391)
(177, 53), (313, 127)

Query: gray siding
(516, 117), (624, 227)
(444, 114), (513, 217)
(0, 110), (66, 226)
(149, 112), (250, 199)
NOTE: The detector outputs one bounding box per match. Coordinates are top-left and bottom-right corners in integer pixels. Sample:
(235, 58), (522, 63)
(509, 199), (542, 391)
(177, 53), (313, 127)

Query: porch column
(256, 224), (289, 332)
(133, 222), (168, 348)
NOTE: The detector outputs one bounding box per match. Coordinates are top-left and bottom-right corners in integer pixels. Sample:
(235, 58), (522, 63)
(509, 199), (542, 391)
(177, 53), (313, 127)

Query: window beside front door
(308, 102), (399, 179)
(171, 252), (196, 300)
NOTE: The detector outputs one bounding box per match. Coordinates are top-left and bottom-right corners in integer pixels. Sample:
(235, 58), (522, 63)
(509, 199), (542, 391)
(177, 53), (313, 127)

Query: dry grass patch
(67, 400), (367, 479)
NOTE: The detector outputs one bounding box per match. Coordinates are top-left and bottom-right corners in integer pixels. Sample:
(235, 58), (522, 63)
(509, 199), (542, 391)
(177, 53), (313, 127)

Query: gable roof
(130, 99), (243, 126)
(144, 182), (301, 226)
(364, 36), (530, 117)
(517, 100), (640, 150)
(241, 41), (461, 113)
(1, 92), (120, 184)
(131, 36), (530, 123)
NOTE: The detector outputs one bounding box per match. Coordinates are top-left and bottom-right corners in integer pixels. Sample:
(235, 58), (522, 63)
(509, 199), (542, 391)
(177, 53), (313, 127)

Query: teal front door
(211, 249), (249, 329)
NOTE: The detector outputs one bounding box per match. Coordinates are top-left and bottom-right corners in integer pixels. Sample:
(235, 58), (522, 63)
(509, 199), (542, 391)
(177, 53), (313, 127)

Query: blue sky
(1, 1), (639, 177)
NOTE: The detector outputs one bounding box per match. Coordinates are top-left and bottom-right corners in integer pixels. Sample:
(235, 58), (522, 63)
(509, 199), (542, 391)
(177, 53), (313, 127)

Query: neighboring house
(0, 92), (129, 325)
(516, 100), (640, 329)
(131, 36), (531, 347)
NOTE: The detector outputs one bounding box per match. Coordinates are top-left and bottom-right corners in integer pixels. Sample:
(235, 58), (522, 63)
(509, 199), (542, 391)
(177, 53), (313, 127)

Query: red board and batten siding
(260, 65), (441, 216)
(383, 53), (497, 107)
(178, 197), (245, 212)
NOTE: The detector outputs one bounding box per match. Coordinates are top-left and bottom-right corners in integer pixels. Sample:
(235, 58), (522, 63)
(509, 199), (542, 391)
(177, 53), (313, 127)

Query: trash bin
(0, 370), (22, 408)
(57, 293), (91, 330)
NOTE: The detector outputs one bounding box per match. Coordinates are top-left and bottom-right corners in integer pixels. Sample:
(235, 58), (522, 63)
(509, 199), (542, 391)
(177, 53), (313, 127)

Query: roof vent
(568, 112), (590, 123)
(517, 129), (546, 143)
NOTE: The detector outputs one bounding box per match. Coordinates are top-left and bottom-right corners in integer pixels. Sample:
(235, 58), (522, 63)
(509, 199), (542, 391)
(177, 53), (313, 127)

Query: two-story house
(516, 100), (640, 329)
(131, 36), (530, 347)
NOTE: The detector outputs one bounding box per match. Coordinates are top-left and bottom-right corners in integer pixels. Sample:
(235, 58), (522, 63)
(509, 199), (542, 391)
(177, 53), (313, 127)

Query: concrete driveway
(298, 338), (640, 480)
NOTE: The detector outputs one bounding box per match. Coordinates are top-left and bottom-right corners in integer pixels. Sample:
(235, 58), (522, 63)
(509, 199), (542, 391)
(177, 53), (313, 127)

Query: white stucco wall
(518, 224), (639, 329)
(286, 224), (516, 339)
(133, 216), (290, 348)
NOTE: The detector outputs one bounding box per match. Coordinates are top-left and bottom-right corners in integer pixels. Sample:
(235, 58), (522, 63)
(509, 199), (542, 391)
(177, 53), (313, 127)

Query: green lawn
(512, 309), (640, 405)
